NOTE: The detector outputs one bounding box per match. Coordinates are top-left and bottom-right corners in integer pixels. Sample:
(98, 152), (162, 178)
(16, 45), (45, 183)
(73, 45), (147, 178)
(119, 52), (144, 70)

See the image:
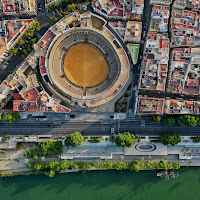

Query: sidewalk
(19, 111), (119, 121)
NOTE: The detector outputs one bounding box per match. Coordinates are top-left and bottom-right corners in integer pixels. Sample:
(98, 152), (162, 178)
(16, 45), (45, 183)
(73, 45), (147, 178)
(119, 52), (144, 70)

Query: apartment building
(0, 19), (33, 59)
(109, 21), (126, 38)
(136, 97), (165, 115)
(167, 48), (200, 95)
(137, 97), (200, 115)
(171, 9), (200, 47)
(0, 0), (37, 16)
(173, 0), (200, 11)
(139, 32), (170, 91)
(149, 5), (170, 32)
(92, 0), (144, 20)
(124, 21), (142, 42)
(150, 0), (172, 6)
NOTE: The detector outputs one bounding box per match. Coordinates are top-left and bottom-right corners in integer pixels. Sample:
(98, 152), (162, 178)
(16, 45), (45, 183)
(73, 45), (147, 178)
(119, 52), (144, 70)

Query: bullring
(40, 12), (130, 108)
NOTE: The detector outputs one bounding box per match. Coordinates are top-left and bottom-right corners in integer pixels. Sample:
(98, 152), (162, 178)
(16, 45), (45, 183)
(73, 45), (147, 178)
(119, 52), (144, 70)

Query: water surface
(0, 168), (199, 200)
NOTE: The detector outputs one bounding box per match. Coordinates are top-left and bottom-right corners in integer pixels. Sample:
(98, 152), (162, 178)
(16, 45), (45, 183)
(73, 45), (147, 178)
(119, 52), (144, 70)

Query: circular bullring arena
(44, 14), (130, 108)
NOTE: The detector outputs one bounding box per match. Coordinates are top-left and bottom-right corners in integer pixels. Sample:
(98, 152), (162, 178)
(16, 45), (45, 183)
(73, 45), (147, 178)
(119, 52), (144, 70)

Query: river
(0, 168), (199, 200)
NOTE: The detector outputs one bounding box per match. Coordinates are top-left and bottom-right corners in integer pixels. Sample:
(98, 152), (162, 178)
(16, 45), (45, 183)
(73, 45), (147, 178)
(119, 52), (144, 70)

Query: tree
(58, 11), (68, 18)
(30, 20), (40, 31)
(109, 136), (115, 143)
(0, 172), (4, 179)
(193, 136), (200, 143)
(172, 162), (180, 169)
(0, 113), (2, 121)
(12, 112), (21, 121)
(49, 17), (57, 25)
(160, 132), (181, 146)
(38, 141), (63, 156)
(176, 115), (199, 127)
(163, 117), (175, 126)
(45, 170), (55, 177)
(145, 160), (154, 169)
(54, 1), (60, 7)
(30, 38), (36, 45)
(2, 135), (9, 142)
(152, 115), (162, 123)
(4, 113), (13, 123)
(27, 45), (31, 52)
(67, 3), (82, 12)
(18, 38), (25, 46)
(10, 47), (19, 56)
(47, 4), (53, 12)
(65, 132), (83, 147)
(115, 132), (135, 147)
(24, 149), (38, 157)
(129, 160), (145, 172)
(32, 162), (43, 172)
(114, 161), (127, 171)
(25, 29), (34, 38)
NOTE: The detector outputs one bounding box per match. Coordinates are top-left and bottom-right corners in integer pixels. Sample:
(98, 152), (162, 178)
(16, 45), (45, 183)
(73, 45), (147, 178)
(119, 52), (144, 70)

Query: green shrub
(38, 141), (63, 155)
(0, 150), (7, 154)
(109, 136), (115, 143)
(88, 139), (101, 143)
(83, 136), (88, 141)
(24, 149), (38, 157)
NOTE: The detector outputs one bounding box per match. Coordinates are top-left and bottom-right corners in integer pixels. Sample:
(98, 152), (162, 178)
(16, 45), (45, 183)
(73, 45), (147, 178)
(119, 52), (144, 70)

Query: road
(0, 118), (200, 136)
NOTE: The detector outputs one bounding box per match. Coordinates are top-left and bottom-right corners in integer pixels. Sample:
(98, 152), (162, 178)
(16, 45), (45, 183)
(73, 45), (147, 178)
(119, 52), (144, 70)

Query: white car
(3, 65), (7, 70)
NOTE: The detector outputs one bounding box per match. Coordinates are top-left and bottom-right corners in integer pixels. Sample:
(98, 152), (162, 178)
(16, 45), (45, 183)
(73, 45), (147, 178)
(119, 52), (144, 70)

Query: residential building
(171, 9), (200, 47)
(167, 48), (200, 95)
(0, 19), (33, 59)
(124, 21), (142, 42)
(130, 0), (144, 21)
(137, 96), (165, 115)
(150, 0), (172, 6)
(92, 0), (144, 20)
(139, 32), (170, 91)
(109, 21), (126, 38)
(0, 0), (37, 16)
(165, 99), (195, 114)
(149, 5), (170, 32)
(173, 0), (200, 11)
(137, 97), (200, 115)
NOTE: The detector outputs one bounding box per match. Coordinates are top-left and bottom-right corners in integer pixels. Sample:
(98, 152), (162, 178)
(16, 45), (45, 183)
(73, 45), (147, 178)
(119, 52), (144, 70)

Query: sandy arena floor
(64, 44), (108, 87)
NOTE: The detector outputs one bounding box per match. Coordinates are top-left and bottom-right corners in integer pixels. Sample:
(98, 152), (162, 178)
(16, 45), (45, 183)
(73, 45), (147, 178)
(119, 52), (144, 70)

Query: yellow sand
(64, 44), (108, 87)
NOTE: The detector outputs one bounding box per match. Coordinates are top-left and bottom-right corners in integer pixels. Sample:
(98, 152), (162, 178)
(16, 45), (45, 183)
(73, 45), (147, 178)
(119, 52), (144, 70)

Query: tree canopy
(160, 132), (181, 146)
(152, 115), (162, 123)
(115, 132), (135, 147)
(25, 29), (34, 38)
(163, 117), (175, 126)
(4, 112), (21, 123)
(30, 20), (40, 31)
(47, 4), (53, 12)
(10, 47), (19, 56)
(65, 132), (83, 147)
(18, 38), (25, 46)
(38, 141), (63, 156)
(129, 160), (145, 172)
(49, 17), (57, 25)
(176, 115), (200, 127)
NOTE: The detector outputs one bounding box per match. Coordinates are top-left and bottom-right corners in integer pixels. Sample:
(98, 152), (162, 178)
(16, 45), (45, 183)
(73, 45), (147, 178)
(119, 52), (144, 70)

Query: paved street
(0, 118), (200, 136)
